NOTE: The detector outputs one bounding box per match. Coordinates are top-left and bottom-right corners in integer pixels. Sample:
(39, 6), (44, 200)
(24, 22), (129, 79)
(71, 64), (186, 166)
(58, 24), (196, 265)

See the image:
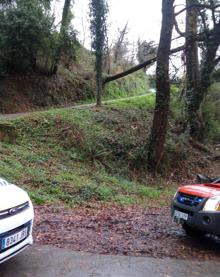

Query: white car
(0, 177), (34, 263)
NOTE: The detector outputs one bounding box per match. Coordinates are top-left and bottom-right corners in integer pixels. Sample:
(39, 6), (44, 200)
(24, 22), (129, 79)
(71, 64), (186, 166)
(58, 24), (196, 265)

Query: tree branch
(103, 45), (185, 84)
(209, 0), (217, 26)
(173, 24), (210, 42)
(198, 10), (210, 41)
(214, 56), (220, 66)
(174, 17), (186, 37)
(175, 3), (220, 17)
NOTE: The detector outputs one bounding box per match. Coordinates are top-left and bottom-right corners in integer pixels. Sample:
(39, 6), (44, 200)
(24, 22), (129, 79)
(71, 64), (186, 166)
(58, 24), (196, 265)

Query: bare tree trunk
(113, 22), (128, 64)
(81, 15), (86, 47)
(147, 0), (175, 173)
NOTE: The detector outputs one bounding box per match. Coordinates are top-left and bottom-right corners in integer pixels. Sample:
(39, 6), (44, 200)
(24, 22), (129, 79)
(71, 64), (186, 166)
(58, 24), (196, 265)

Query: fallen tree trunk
(103, 45), (184, 84)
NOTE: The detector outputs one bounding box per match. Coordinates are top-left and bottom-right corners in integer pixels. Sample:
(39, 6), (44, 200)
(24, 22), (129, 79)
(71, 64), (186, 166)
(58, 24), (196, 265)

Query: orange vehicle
(171, 174), (220, 236)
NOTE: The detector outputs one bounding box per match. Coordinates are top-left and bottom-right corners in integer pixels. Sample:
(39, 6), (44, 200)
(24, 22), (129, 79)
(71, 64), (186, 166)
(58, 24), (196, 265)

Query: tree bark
(96, 53), (103, 106)
(185, 0), (201, 140)
(147, 0), (175, 173)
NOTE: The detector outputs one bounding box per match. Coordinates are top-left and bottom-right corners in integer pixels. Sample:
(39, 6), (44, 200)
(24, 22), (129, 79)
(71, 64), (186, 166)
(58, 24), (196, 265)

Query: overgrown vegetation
(104, 71), (149, 100)
(0, 0), (219, 178)
(202, 82), (220, 142)
(0, 95), (218, 207)
(169, 83), (220, 144)
(0, 96), (178, 207)
(0, 0), (78, 75)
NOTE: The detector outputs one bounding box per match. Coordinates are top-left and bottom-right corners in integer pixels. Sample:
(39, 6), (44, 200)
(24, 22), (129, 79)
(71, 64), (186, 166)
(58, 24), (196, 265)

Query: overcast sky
(73, 0), (162, 46)
(71, 0), (185, 47)
(53, 0), (185, 73)
(53, 0), (185, 48)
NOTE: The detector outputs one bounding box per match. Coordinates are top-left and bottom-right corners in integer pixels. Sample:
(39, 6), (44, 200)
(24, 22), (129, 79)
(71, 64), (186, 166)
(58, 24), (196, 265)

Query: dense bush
(202, 82), (220, 143)
(0, 0), (78, 75)
(0, 0), (53, 73)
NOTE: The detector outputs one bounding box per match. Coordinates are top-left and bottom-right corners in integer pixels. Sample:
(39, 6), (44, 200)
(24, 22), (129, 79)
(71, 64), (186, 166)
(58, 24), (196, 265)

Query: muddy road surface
(34, 205), (220, 261)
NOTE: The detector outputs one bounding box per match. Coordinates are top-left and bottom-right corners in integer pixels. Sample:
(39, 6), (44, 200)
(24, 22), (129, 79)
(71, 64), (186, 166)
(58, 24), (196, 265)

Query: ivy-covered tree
(51, 0), (77, 74)
(89, 0), (108, 106)
(190, 0), (220, 141)
(175, 0), (220, 141)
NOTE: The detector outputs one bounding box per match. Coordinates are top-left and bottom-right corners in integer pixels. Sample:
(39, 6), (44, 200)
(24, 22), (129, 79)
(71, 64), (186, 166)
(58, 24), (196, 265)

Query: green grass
(0, 95), (175, 207)
(106, 94), (155, 110)
(76, 71), (151, 104)
(104, 71), (150, 100)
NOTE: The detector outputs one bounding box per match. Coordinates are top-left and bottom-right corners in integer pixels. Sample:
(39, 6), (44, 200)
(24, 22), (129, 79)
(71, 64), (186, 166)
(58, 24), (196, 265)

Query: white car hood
(0, 182), (29, 211)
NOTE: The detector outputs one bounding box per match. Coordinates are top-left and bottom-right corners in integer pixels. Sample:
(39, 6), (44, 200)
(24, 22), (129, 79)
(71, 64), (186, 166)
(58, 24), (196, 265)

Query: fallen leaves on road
(34, 204), (220, 260)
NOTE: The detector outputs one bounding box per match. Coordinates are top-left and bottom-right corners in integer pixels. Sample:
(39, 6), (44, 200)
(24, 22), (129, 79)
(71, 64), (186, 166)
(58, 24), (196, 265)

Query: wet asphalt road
(0, 245), (220, 277)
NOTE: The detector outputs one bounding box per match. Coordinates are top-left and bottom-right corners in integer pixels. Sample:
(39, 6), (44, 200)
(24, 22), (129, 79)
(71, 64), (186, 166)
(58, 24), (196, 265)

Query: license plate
(173, 210), (188, 222)
(1, 227), (28, 250)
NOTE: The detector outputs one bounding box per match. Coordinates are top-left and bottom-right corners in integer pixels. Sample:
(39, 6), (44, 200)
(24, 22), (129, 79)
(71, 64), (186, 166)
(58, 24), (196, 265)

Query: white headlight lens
(203, 197), (220, 212)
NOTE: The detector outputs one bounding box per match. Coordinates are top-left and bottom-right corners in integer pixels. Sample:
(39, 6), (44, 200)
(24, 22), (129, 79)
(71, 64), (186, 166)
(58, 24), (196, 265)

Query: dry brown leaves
(34, 204), (220, 261)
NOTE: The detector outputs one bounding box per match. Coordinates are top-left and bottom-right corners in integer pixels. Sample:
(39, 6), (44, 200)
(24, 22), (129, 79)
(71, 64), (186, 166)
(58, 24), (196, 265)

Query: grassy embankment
(0, 95), (180, 207)
(0, 64), (149, 112)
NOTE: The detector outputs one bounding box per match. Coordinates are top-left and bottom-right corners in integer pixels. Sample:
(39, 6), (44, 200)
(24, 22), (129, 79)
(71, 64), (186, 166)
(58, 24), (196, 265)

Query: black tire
(182, 223), (205, 237)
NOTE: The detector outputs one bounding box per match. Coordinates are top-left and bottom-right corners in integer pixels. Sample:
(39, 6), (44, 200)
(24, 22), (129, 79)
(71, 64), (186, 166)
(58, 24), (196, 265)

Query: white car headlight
(203, 196), (220, 212)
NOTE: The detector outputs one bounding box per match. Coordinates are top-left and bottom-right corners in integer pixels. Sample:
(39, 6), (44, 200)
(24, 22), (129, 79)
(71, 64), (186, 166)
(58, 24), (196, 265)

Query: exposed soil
(0, 73), (95, 113)
(34, 204), (220, 261)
